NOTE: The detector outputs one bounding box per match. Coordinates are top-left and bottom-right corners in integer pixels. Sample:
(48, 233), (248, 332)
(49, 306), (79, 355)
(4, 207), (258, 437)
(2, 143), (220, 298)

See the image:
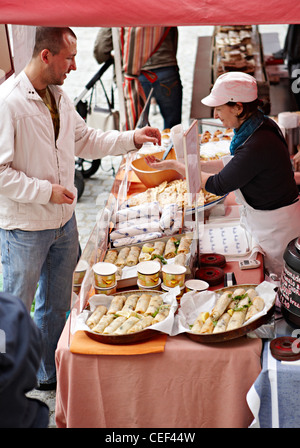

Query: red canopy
(1, 0), (300, 27)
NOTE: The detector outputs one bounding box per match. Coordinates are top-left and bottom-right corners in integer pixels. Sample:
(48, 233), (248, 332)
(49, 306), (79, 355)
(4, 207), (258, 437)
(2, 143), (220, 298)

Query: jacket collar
(20, 71), (64, 102)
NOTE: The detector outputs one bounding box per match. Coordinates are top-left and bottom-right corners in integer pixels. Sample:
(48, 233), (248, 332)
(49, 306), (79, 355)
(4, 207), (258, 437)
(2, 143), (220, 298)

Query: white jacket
(0, 72), (136, 230)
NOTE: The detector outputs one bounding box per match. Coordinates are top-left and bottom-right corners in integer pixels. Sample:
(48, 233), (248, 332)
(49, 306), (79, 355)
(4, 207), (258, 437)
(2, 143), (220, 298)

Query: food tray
(184, 284), (275, 343)
(125, 190), (227, 215)
(186, 193), (227, 215)
(86, 326), (159, 345)
(101, 233), (195, 289)
(84, 290), (177, 345)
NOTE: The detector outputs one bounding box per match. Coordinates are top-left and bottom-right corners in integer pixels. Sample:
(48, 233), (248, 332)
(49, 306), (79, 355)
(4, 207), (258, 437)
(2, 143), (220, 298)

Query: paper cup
(94, 283), (117, 296)
(162, 264), (186, 288)
(136, 261), (161, 287)
(92, 262), (117, 288)
(137, 278), (162, 291)
(185, 279), (209, 293)
(73, 259), (89, 285)
(73, 284), (81, 294)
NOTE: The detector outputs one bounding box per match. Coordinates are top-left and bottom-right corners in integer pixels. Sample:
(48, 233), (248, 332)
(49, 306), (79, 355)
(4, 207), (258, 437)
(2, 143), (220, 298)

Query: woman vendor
(145, 71), (300, 278)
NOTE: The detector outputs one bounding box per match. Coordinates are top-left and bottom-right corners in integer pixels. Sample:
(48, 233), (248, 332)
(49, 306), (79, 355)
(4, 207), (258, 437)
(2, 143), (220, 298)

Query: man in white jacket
(0, 27), (161, 390)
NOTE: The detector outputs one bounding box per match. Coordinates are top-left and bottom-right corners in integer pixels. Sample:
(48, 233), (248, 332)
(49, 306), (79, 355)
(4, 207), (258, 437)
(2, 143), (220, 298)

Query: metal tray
(84, 290), (169, 345)
(185, 193), (227, 215)
(102, 233), (194, 289)
(85, 327), (160, 345)
(185, 284), (275, 343)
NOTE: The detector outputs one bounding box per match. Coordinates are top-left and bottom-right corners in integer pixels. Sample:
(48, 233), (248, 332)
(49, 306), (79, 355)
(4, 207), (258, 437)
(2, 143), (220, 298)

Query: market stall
(55, 150), (270, 427)
(2, 0), (300, 431)
(52, 124), (278, 427)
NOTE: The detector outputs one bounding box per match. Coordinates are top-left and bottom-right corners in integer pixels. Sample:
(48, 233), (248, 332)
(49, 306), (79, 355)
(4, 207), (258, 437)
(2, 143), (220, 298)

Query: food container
(137, 278), (162, 291)
(73, 284), (81, 294)
(92, 262), (117, 288)
(185, 279), (209, 293)
(136, 261), (161, 288)
(130, 148), (181, 188)
(73, 259), (89, 285)
(162, 264), (186, 288)
(94, 283), (117, 296)
(279, 237), (300, 327)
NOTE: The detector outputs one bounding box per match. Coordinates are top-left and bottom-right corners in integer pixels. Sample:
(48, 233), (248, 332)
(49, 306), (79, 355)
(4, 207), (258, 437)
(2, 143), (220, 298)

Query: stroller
(73, 58), (154, 199)
(73, 58), (117, 198)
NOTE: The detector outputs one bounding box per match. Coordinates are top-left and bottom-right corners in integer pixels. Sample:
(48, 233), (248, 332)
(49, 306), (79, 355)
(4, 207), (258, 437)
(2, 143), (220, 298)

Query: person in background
(0, 26), (161, 390)
(93, 27), (182, 129)
(0, 293), (49, 428)
(146, 71), (300, 278)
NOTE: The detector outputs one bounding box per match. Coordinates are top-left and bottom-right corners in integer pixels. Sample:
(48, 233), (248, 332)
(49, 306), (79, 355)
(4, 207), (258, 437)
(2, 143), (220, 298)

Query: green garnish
(152, 308), (160, 318)
(233, 293), (247, 301)
(174, 239), (180, 254)
(152, 254), (167, 264)
(233, 299), (252, 312)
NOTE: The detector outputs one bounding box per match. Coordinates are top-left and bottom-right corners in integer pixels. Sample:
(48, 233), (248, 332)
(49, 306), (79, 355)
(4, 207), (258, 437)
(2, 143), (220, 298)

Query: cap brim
(201, 94), (227, 107)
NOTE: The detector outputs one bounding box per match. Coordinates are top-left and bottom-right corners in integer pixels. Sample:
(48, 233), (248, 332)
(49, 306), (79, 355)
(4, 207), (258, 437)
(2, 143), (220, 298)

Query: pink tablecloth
(55, 321), (262, 428)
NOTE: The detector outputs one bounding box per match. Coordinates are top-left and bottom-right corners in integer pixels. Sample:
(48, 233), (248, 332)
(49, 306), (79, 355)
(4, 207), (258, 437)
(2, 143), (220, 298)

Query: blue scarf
(230, 110), (265, 155)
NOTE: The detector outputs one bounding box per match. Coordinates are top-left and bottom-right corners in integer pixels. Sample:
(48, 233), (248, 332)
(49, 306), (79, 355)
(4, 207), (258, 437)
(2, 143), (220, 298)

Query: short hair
(226, 98), (263, 120)
(32, 27), (76, 57)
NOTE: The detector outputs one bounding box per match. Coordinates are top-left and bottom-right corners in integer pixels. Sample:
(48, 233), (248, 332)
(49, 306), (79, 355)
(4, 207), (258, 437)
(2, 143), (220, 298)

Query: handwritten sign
(183, 120), (201, 206)
(279, 264), (300, 315)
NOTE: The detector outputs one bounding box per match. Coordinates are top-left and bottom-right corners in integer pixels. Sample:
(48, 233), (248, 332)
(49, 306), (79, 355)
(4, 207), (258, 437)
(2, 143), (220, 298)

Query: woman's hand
(144, 155), (186, 178)
(144, 155), (171, 170)
(133, 126), (161, 148)
(144, 155), (215, 188)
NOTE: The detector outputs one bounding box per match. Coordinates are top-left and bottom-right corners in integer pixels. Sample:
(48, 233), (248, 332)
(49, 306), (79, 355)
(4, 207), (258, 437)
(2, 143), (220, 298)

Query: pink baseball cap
(201, 72), (258, 107)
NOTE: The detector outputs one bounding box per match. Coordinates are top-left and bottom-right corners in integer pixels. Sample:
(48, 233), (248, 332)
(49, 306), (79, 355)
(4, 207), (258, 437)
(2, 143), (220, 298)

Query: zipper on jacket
(54, 141), (61, 186)
(56, 95), (64, 228)
(39, 92), (64, 227)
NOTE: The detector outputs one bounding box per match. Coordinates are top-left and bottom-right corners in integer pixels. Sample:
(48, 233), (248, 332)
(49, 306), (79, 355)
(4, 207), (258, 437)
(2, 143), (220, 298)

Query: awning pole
(112, 27), (126, 131)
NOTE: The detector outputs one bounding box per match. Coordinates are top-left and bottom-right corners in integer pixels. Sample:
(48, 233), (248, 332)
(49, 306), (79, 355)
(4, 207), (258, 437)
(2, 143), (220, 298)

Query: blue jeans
(0, 214), (79, 385)
(138, 65), (182, 129)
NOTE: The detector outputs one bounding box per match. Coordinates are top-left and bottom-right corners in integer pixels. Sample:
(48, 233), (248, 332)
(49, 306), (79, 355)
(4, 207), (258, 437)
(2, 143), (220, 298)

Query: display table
(54, 152), (271, 428)
(55, 320), (262, 428)
(55, 255), (265, 428)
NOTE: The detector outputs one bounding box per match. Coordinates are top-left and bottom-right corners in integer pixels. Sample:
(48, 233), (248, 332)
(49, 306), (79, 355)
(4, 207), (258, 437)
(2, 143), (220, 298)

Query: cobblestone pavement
(23, 24), (287, 427)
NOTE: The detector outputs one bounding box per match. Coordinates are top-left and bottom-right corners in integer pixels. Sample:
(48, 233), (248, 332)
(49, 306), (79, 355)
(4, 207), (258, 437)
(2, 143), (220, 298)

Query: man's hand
(133, 126), (161, 148)
(50, 184), (75, 204)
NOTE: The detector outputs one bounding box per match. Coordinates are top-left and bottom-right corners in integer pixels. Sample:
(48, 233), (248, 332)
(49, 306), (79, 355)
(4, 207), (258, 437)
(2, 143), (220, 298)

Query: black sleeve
(205, 143), (263, 196)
